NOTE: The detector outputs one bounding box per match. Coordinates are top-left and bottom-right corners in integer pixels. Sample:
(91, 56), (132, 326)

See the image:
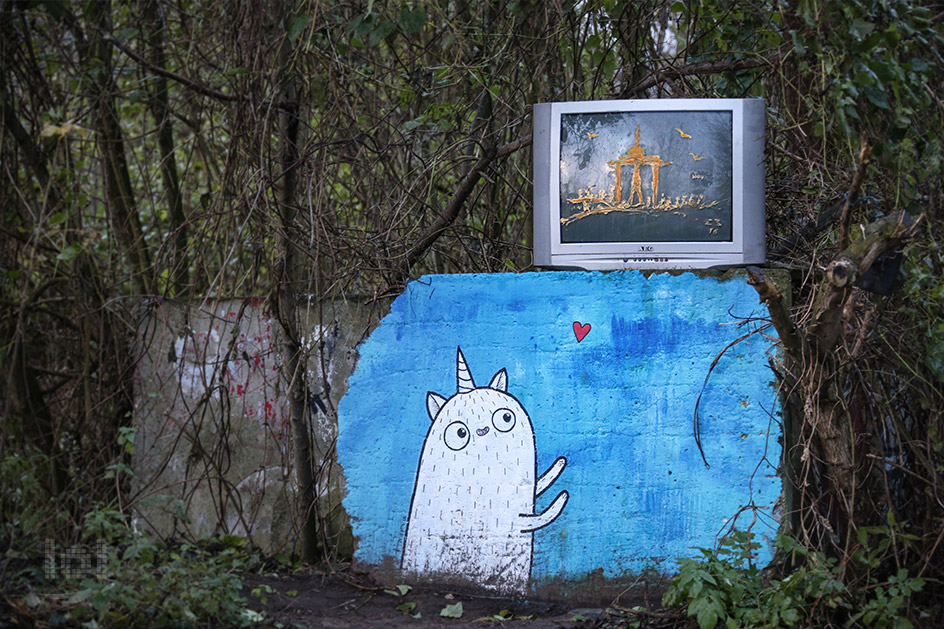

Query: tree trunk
(144, 0), (188, 296)
(749, 212), (917, 550)
(83, 0), (153, 295)
(272, 9), (319, 563)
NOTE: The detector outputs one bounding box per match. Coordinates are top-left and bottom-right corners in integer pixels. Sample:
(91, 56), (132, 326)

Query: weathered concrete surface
(337, 270), (785, 597)
(132, 297), (384, 555)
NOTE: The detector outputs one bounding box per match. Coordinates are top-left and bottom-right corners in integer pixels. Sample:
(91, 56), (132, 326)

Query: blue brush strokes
(337, 270), (781, 586)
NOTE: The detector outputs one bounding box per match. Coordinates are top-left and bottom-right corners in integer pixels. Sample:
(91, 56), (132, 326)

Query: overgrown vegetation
(2, 0), (943, 626)
(6, 500), (275, 626)
(663, 531), (926, 628)
(61, 517), (264, 627)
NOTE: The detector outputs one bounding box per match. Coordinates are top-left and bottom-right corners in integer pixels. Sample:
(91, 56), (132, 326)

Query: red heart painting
(573, 321), (591, 342)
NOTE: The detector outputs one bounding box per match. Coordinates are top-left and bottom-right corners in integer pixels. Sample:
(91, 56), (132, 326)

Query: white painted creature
(401, 348), (568, 593)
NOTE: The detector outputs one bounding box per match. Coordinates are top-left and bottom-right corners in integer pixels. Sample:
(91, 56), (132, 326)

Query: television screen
(559, 111), (732, 244)
(533, 99), (765, 270)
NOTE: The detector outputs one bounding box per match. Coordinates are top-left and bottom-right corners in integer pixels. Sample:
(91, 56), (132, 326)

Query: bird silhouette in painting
(690, 152), (704, 161)
(586, 132), (599, 139)
(675, 128), (692, 138)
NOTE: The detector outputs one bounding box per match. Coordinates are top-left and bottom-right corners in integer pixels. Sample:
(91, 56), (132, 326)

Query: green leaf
(868, 60), (896, 84)
(371, 20), (396, 45)
(864, 85), (891, 110)
(396, 601), (416, 613)
(697, 605), (719, 629)
(67, 588), (96, 604)
(220, 534), (246, 548)
(395, 584), (412, 596)
(910, 57), (931, 74)
(116, 28), (140, 41)
(49, 211), (69, 225)
(440, 601), (463, 618)
(789, 30), (805, 56)
(40, 0), (69, 20)
(849, 18), (874, 38)
(104, 463), (132, 479)
(286, 13), (310, 42)
(56, 242), (83, 263)
(398, 6), (427, 34)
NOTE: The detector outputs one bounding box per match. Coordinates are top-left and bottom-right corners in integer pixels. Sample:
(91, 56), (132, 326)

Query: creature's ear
(426, 392), (447, 421)
(488, 369), (508, 392)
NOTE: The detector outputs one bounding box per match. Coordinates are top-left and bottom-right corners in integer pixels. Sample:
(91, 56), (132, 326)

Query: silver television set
(532, 98), (766, 270)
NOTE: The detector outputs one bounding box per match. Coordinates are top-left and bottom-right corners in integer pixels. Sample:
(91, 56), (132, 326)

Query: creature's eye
(491, 408), (516, 433)
(444, 421), (470, 451)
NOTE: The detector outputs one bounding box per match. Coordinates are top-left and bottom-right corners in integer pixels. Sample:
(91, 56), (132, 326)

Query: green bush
(902, 245), (944, 384)
(663, 531), (925, 628)
(58, 507), (266, 627)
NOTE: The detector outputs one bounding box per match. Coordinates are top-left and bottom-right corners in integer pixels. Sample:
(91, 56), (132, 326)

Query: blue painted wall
(338, 271), (781, 588)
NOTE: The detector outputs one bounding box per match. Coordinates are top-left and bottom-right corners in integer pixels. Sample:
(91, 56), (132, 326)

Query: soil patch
(240, 569), (620, 628)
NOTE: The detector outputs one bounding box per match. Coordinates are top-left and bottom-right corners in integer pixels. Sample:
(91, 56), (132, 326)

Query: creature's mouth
(476, 427), (489, 437)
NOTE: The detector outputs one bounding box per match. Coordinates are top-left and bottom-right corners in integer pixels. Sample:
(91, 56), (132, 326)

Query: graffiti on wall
(401, 348), (568, 592)
(135, 299), (375, 554)
(337, 271), (782, 593)
(169, 308), (289, 442)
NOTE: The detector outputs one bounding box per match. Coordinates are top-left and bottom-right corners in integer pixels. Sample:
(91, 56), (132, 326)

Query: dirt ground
(239, 569), (671, 628)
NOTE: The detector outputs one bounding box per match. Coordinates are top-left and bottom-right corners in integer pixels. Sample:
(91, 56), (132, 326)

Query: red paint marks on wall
(154, 312), (292, 445)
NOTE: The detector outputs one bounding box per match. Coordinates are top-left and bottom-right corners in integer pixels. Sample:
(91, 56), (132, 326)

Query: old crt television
(532, 98), (765, 270)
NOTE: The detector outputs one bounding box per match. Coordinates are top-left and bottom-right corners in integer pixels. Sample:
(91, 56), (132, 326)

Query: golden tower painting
(607, 124), (671, 207)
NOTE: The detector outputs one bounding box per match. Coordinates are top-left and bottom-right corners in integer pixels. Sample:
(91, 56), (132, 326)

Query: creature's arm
(518, 491), (568, 533)
(536, 456), (567, 497)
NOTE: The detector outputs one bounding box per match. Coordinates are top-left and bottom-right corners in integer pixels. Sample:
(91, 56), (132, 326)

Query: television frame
(532, 98), (765, 270)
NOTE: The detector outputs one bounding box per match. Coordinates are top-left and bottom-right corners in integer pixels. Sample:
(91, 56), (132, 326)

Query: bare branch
(396, 135), (532, 285)
(497, 134), (532, 157)
(746, 266), (803, 355)
(625, 53), (781, 97)
(837, 134), (873, 251)
(98, 27), (295, 112)
(809, 212), (916, 351)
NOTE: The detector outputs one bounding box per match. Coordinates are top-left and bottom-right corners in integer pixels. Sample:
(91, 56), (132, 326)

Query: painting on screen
(559, 111), (733, 243)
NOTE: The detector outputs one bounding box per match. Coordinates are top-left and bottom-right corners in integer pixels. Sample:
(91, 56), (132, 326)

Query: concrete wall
(132, 297), (384, 554)
(337, 270), (783, 597)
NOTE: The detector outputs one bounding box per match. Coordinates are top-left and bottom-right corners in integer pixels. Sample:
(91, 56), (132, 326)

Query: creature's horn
(456, 347), (475, 393)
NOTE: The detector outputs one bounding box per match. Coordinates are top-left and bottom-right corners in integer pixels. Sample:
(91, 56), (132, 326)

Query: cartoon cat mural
(401, 347), (569, 593)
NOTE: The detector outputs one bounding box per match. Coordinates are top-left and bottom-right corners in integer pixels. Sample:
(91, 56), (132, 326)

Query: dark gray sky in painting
(559, 111), (733, 243)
